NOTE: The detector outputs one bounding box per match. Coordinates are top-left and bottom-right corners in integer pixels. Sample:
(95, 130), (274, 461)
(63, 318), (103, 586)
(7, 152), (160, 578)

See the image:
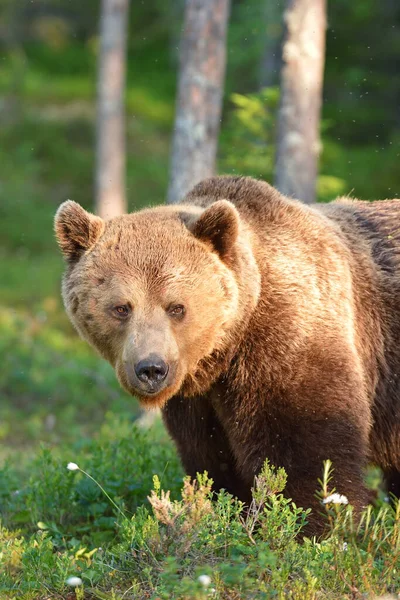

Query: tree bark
(258, 0), (283, 90)
(95, 0), (129, 219)
(275, 0), (326, 204)
(167, 0), (230, 205)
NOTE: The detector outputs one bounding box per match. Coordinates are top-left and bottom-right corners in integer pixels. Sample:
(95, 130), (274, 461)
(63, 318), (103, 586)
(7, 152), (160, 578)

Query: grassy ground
(1, 50), (400, 598)
(2, 454), (399, 599)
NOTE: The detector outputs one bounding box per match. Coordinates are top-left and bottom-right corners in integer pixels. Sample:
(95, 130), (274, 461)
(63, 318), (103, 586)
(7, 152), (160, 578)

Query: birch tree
(167, 0), (230, 205)
(275, 0), (326, 203)
(95, 0), (129, 219)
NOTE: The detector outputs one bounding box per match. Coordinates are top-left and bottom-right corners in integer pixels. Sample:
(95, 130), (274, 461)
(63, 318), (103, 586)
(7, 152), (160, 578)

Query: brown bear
(55, 176), (400, 534)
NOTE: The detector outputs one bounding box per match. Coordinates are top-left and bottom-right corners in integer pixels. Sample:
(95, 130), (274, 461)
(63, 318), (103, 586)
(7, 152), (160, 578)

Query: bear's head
(55, 199), (260, 408)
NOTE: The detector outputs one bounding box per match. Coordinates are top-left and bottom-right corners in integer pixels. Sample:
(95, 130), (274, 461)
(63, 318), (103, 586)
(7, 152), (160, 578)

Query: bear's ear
(189, 200), (240, 260)
(54, 200), (105, 261)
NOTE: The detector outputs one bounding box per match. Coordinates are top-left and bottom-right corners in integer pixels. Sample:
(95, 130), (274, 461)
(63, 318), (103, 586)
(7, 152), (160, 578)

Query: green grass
(0, 305), (139, 450)
(1, 457), (399, 599)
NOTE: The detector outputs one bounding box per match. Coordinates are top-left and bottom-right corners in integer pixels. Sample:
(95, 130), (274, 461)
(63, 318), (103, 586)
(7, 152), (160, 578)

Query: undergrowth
(1, 455), (399, 599)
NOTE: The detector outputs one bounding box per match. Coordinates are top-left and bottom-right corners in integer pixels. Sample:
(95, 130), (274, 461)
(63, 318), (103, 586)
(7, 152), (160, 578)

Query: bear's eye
(168, 304), (185, 319)
(112, 304), (131, 319)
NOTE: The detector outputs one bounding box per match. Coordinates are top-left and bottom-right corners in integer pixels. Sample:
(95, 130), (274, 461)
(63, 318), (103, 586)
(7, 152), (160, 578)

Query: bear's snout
(135, 356), (169, 388)
(123, 353), (176, 398)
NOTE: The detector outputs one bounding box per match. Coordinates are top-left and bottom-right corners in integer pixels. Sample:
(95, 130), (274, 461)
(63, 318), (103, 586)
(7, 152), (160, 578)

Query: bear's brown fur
(55, 176), (400, 534)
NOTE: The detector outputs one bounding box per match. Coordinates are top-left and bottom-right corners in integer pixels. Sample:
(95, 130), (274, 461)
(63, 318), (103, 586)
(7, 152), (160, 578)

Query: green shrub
(1, 420), (182, 542)
(1, 456), (399, 598)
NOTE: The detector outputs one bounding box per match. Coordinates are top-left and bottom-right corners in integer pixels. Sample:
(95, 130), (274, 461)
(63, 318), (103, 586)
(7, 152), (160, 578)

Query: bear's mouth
(127, 378), (172, 399)
(133, 380), (183, 409)
(138, 387), (159, 396)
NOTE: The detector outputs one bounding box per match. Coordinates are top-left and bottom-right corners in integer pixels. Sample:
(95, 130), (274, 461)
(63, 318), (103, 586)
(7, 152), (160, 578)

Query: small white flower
(66, 576), (83, 587)
(323, 493), (349, 505)
(342, 542), (348, 551)
(67, 462), (80, 471)
(198, 574), (211, 587)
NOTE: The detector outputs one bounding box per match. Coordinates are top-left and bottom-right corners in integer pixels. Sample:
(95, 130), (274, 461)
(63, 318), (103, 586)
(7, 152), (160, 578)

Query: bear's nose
(134, 357), (169, 386)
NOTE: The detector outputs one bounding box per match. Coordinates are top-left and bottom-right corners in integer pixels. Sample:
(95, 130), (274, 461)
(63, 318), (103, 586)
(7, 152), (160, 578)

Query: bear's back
(186, 176), (400, 281)
(184, 176), (287, 225)
(323, 198), (400, 278)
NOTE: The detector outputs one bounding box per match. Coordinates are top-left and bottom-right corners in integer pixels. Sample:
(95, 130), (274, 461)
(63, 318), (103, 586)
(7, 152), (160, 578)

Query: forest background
(0, 1), (399, 598)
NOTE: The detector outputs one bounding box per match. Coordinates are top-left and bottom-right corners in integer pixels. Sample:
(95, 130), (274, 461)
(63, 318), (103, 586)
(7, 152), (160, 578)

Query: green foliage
(220, 87), (399, 202)
(1, 458), (399, 598)
(0, 305), (142, 447)
(1, 420), (182, 545)
(220, 88), (279, 181)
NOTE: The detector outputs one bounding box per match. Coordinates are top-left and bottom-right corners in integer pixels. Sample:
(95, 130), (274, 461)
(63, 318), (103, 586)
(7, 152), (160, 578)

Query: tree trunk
(167, 0), (230, 205)
(258, 0), (283, 90)
(95, 0), (129, 219)
(275, 0), (326, 204)
(1, 0), (26, 125)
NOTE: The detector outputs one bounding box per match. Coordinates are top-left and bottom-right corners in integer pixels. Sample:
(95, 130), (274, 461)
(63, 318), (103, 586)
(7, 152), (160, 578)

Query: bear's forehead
(78, 212), (214, 292)
(96, 217), (203, 266)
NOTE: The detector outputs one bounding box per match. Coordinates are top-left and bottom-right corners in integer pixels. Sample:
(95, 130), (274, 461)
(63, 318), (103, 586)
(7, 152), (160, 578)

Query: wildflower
(323, 493), (349, 505)
(342, 542), (348, 551)
(67, 462), (80, 471)
(65, 462), (127, 520)
(66, 576), (83, 587)
(198, 574), (211, 587)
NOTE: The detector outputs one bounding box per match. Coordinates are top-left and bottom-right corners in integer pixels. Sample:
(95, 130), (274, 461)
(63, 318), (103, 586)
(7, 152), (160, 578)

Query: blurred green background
(0, 0), (399, 456)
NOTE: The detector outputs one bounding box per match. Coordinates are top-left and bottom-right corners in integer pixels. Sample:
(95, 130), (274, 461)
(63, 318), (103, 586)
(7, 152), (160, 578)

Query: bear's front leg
(282, 409), (370, 535)
(162, 393), (249, 501)
(216, 379), (372, 536)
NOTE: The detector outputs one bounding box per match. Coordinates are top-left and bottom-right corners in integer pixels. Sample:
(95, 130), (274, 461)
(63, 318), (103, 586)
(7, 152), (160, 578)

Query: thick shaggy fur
(55, 176), (400, 534)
